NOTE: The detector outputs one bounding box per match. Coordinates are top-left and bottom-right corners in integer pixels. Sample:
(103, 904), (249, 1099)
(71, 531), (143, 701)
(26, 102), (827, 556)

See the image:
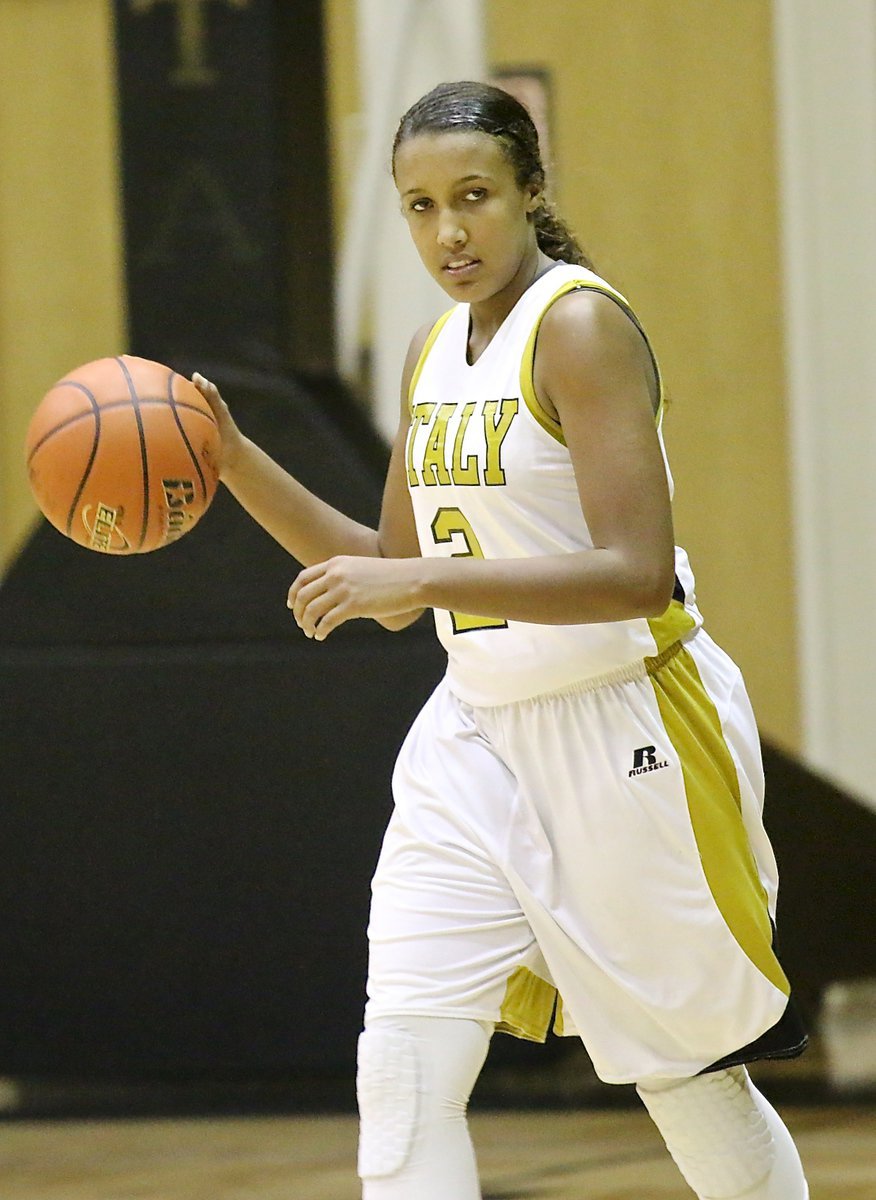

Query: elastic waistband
(472, 638), (687, 710)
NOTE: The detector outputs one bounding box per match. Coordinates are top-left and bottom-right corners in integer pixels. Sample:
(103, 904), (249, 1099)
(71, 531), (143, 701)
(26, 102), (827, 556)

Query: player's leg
(637, 1067), (808, 1199)
(358, 680), (558, 1198)
(357, 1014), (492, 1199)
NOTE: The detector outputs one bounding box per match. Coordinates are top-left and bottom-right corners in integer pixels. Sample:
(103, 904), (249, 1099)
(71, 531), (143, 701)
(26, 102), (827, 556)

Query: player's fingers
(290, 576), (333, 634)
(191, 372), (223, 410)
(191, 373), (245, 478)
(288, 564), (326, 609)
(192, 373), (232, 435)
(287, 564), (325, 611)
(300, 591), (341, 639)
(313, 606), (348, 641)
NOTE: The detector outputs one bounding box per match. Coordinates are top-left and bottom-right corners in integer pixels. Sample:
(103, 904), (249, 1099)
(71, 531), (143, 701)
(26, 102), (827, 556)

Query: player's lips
(443, 256), (481, 278)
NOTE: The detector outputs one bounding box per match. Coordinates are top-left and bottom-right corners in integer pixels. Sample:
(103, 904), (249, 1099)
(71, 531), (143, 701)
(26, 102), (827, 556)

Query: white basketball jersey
(405, 262), (702, 706)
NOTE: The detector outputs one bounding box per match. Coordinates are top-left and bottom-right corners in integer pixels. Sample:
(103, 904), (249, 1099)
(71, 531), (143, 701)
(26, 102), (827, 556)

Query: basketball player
(193, 80), (809, 1200)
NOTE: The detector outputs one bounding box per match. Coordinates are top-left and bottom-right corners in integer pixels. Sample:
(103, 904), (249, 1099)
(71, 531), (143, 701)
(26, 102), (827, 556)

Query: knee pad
(747, 1080), (810, 1200)
(356, 1016), (491, 1185)
(356, 1025), (419, 1180)
(637, 1067), (807, 1199)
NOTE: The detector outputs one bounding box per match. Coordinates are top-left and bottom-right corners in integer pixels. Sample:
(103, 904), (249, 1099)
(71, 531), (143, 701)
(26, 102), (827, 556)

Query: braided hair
(392, 80), (592, 270)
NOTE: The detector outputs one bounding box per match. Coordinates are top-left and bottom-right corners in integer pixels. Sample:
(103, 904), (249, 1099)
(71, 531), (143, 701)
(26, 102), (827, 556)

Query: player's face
(394, 130), (542, 309)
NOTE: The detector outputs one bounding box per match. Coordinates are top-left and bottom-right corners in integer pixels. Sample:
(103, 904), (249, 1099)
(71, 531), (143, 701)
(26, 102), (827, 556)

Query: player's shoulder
(401, 310), (456, 406)
(538, 284), (642, 365)
(406, 318), (439, 363)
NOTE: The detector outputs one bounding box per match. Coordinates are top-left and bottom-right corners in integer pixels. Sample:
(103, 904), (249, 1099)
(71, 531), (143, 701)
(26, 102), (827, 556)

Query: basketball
(25, 355), (221, 554)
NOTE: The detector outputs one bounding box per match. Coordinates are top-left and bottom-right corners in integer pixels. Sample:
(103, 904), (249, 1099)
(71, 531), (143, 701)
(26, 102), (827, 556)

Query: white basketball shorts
(364, 630), (795, 1085)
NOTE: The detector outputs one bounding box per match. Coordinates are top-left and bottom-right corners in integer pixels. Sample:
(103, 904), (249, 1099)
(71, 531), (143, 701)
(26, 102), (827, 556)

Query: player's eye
(408, 197), (432, 213)
(464, 188), (487, 202)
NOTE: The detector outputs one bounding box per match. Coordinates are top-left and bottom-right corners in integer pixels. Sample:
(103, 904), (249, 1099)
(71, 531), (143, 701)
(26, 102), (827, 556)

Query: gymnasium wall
(0, 0), (127, 574)
(324, 0), (799, 753)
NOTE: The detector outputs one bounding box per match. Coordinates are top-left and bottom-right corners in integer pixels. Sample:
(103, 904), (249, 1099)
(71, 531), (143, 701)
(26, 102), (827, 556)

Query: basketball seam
(60, 385), (101, 539)
(115, 357), (151, 552)
(26, 398), (213, 462)
(165, 371), (209, 502)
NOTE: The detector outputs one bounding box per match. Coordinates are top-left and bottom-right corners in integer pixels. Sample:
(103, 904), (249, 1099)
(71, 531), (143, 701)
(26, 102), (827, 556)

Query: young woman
(193, 81), (809, 1200)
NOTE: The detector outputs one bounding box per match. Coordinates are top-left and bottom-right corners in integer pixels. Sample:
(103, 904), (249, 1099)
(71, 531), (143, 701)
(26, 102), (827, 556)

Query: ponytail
(534, 200), (593, 269)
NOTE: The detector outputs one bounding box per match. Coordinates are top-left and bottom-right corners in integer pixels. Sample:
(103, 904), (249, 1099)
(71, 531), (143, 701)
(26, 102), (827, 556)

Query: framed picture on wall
(490, 68), (553, 180)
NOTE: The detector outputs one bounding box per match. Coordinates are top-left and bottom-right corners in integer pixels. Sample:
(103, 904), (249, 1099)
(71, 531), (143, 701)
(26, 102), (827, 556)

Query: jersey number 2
(430, 507), (508, 634)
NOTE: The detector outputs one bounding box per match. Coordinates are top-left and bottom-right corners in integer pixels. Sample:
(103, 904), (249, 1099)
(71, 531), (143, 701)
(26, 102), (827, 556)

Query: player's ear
(524, 181), (543, 214)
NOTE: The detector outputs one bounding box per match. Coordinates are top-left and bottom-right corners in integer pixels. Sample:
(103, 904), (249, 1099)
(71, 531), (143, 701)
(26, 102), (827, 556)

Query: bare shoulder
(535, 288), (656, 412)
(539, 288), (646, 364)
(405, 318), (437, 364)
(400, 318), (443, 399)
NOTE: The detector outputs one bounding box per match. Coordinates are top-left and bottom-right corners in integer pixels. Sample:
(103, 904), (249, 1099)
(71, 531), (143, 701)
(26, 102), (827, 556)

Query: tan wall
(0, 0), (126, 574)
(323, 0), (359, 237)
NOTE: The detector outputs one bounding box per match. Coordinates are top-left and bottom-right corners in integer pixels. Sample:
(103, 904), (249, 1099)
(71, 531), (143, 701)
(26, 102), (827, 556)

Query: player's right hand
(191, 372), (245, 478)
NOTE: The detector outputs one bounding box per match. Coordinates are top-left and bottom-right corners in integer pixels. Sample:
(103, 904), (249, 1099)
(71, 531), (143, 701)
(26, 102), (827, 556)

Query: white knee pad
(356, 1015), (491, 1189)
(356, 1025), (419, 1179)
(637, 1067), (808, 1199)
(747, 1079), (810, 1200)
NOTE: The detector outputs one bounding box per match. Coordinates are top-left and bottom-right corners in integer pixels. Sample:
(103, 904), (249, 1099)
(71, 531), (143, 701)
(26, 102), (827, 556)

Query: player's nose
(436, 212), (467, 249)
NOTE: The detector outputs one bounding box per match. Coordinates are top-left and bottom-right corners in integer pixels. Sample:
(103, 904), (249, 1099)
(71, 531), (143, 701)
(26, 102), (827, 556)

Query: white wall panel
(774, 0), (876, 807)
(336, 0), (485, 438)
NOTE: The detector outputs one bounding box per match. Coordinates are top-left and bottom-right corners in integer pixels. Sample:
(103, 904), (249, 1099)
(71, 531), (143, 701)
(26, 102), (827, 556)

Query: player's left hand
(288, 556), (420, 640)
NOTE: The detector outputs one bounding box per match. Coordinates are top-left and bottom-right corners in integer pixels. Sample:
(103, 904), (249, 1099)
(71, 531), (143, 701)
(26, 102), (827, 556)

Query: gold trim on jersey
(648, 646), (791, 998)
(407, 308), (455, 414)
(519, 281), (666, 443)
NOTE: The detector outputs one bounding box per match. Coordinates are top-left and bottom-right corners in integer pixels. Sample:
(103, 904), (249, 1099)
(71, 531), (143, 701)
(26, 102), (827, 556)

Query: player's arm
(366, 323), (432, 629)
(192, 322), (428, 631)
(288, 292), (675, 637)
(192, 373), (380, 565)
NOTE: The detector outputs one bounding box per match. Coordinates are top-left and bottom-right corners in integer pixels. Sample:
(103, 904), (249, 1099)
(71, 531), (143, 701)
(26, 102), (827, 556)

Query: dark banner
(114, 0), (332, 372)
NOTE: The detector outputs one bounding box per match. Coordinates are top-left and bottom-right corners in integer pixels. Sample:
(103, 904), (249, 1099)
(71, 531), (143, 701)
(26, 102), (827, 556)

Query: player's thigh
(366, 680), (555, 1035)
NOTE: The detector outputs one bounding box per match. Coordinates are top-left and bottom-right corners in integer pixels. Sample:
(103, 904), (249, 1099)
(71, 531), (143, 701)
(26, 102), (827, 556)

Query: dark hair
(392, 80), (592, 270)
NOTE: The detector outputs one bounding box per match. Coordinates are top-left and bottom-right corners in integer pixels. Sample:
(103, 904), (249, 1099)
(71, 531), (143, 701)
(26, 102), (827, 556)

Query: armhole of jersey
(519, 281), (666, 441)
(407, 308), (455, 414)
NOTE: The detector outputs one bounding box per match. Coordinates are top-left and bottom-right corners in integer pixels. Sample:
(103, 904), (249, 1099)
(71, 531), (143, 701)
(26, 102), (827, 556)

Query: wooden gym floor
(2, 1045), (873, 1197)
(2, 1103), (875, 1199)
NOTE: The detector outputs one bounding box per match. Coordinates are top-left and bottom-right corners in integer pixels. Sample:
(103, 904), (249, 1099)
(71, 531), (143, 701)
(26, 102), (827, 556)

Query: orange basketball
(25, 355), (220, 554)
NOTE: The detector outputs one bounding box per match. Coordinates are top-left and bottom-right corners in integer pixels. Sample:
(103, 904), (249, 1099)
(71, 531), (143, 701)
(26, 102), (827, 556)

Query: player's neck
(467, 250), (553, 363)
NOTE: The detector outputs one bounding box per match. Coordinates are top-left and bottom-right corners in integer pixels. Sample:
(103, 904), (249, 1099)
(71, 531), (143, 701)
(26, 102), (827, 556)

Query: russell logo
(629, 745), (670, 777)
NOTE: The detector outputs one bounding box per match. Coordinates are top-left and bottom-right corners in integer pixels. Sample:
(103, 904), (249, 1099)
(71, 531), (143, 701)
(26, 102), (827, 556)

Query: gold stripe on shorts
(497, 966), (557, 1043)
(647, 598), (698, 656)
(648, 645), (790, 997)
